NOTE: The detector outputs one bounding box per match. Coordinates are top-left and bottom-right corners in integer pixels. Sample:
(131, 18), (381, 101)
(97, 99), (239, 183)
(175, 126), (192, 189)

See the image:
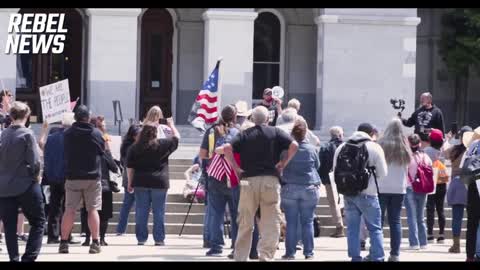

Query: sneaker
(47, 239), (61, 244)
(17, 234), (28, 242)
(305, 255), (314, 260)
(100, 239), (108, 246)
(82, 239), (90, 246)
(437, 236), (445, 244)
(407, 245), (420, 250)
(58, 242), (69, 254)
(363, 255), (371, 262)
(420, 245), (428, 250)
(360, 241), (366, 251)
(89, 242), (101, 254)
(281, 255), (295, 260)
(249, 254), (259, 260)
(155, 241), (165, 246)
(227, 251), (234, 259)
(138, 242), (146, 246)
(427, 236), (434, 243)
(206, 249), (223, 257)
(388, 255), (399, 262)
(68, 237), (81, 245)
(296, 245), (302, 251)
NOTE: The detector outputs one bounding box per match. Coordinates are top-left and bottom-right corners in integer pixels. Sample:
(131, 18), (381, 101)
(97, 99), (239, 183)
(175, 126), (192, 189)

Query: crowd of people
(0, 87), (479, 262)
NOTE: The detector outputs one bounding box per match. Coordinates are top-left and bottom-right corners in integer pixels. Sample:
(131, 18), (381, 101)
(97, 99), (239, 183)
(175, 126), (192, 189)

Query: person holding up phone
(143, 106), (173, 139)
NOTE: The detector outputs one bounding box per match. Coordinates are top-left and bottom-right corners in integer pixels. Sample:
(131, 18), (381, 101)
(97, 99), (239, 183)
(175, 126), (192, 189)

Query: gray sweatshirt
(0, 125), (41, 197)
(333, 131), (388, 196)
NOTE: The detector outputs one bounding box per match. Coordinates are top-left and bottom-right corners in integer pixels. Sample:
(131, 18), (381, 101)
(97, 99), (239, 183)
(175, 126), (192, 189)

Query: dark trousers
(47, 183), (65, 241)
(81, 208), (109, 240)
(427, 183), (446, 235)
(0, 183), (46, 262)
(466, 182), (480, 259)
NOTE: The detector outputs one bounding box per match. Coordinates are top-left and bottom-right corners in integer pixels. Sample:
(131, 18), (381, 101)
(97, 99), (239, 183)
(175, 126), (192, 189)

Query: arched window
(252, 11), (282, 100)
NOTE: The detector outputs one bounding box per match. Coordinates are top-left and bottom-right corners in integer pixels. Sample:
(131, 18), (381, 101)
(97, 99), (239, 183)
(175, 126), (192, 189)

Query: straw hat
(235, 101), (251, 117)
(462, 126), (480, 148)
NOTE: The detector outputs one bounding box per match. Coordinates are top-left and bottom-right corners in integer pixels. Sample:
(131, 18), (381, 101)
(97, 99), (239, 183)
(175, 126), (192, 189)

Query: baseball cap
(357, 123), (375, 135)
(263, 88), (273, 95)
(74, 105), (90, 121)
(429, 128), (443, 143)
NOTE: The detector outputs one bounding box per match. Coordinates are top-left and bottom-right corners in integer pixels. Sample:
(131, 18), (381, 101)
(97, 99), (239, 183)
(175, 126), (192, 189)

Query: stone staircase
(63, 157), (466, 239)
(27, 124), (466, 239)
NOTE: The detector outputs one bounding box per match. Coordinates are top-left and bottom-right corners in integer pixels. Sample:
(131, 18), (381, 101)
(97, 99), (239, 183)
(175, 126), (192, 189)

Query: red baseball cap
(429, 128), (443, 143)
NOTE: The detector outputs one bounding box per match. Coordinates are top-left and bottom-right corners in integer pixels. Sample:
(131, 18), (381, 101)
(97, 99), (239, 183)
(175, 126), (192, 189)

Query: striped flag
(207, 153), (231, 182)
(188, 60), (221, 131)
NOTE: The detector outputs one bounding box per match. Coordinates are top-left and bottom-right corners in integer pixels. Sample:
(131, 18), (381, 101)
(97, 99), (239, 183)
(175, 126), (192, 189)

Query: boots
(330, 226), (345, 238)
(448, 236), (460, 253)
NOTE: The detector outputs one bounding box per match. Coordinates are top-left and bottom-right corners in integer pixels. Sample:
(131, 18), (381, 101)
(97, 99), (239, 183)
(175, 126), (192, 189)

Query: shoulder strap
(369, 166), (380, 195)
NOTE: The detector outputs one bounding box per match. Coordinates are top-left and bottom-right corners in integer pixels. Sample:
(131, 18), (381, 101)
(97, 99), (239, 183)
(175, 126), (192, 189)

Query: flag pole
(216, 57), (223, 110)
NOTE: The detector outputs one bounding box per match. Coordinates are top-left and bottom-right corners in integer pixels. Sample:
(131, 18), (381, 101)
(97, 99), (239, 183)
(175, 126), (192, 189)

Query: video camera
(390, 98), (406, 117)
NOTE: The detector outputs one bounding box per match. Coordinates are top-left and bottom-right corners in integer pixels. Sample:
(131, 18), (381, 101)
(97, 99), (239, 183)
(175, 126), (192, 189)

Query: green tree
(438, 8), (480, 126)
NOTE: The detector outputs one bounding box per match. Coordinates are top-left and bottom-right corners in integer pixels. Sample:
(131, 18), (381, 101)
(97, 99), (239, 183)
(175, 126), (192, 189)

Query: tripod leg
(179, 181), (201, 236)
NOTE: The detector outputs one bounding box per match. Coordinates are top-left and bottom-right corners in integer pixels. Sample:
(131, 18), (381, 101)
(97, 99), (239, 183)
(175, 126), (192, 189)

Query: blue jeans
(134, 188), (167, 243)
(280, 184), (320, 257)
(379, 194), (405, 257)
(477, 225), (480, 256)
(344, 194), (384, 262)
(404, 187), (428, 247)
(207, 184), (238, 252)
(116, 188), (135, 234)
(203, 194), (211, 243)
(0, 183), (46, 262)
(451, 204), (465, 238)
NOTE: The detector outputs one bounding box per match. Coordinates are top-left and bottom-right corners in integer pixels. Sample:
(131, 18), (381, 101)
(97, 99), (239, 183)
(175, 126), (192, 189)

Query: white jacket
(333, 131), (388, 196)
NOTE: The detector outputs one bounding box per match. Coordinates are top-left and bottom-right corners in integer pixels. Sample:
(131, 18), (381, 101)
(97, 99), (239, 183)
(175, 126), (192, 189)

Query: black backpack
(334, 138), (376, 196)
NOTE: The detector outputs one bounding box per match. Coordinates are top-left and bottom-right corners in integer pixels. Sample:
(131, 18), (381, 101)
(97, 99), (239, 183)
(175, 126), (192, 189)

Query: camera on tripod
(390, 98), (406, 117)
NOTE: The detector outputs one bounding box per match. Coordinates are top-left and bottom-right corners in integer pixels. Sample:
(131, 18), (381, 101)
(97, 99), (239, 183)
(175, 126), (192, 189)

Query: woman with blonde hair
(377, 118), (412, 262)
(144, 106), (173, 139)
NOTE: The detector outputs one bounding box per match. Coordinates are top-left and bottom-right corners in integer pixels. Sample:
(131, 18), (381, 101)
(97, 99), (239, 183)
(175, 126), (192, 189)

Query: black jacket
(64, 122), (105, 181)
(100, 150), (119, 191)
(402, 105), (445, 136)
(318, 138), (343, 185)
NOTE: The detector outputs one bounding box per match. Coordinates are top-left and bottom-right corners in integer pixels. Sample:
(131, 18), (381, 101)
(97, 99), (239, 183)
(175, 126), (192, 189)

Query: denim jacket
(282, 141), (321, 185)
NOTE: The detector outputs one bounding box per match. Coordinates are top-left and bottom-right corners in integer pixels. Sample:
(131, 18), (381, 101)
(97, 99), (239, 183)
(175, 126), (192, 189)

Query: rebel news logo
(4, 13), (67, 54)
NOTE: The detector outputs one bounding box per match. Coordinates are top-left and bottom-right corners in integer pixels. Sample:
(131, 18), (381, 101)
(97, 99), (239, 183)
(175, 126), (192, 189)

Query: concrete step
(75, 211), (468, 229)
(33, 223), (465, 238)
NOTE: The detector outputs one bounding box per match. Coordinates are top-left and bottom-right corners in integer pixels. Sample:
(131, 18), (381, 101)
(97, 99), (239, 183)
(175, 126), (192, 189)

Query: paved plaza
(0, 234), (468, 262)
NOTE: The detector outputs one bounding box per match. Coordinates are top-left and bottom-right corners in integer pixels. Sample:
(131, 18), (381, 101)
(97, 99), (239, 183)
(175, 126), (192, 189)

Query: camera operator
(399, 92), (445, 142)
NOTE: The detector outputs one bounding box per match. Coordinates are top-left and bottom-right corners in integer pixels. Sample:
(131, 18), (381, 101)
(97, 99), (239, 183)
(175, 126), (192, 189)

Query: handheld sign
(39, 79), (71, 124)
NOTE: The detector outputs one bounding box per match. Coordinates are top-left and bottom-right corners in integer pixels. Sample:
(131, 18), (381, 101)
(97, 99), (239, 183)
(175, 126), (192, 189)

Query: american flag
(188, 60), (220, 131)
(207, 153), (237, 184)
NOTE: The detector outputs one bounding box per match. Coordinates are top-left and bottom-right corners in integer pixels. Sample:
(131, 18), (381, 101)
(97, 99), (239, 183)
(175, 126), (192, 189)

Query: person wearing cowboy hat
(234, 101), (254, 130)
(461, 127), (480, 261)
(443, 126), (472, 253)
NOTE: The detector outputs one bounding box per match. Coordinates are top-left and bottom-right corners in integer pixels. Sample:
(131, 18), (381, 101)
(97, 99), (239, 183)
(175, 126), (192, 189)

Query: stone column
(87, 8), (141, 128)
(315, 9), (421, 134)
(0, 9), (20, 93)
(202, 8), (257, 109)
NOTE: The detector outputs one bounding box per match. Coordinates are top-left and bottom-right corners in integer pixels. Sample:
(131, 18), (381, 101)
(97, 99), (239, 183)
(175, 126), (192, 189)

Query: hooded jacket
(333, 131), (388, 196)
(0, 125), (41, 197)
(64, 121), (105, 181)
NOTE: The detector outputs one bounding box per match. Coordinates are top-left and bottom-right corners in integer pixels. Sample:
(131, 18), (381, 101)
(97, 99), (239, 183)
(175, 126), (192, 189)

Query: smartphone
(451, 122), (458, 135)
(159, 118), (168, 125)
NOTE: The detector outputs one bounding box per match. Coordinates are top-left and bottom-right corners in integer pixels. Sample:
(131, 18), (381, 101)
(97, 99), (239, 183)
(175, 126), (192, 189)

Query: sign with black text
(39, 79), (71, 124)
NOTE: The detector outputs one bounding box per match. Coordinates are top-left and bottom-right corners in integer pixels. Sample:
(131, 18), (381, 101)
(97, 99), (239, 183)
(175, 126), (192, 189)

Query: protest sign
(39, 79), (71, 124)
